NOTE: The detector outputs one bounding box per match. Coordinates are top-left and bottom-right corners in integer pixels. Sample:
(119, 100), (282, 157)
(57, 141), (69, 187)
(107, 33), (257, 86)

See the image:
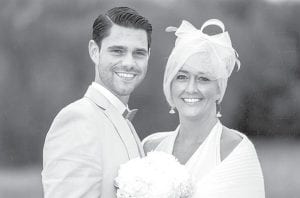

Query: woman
(143, 19), (265, 198)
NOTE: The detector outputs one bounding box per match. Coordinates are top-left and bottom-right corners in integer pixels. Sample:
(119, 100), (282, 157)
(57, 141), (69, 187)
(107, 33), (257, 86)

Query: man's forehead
(103, 24), (148, 45)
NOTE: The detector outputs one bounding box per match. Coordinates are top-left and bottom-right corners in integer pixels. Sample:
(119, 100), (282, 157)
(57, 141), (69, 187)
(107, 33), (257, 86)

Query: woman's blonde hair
(163, 19), (240, 107)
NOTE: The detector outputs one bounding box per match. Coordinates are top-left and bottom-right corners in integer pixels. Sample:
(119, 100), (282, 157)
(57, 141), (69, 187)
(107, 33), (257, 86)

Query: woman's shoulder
(222, 126), (244, 143)
(142, 131), (174, 153)
(220, 126), (245, 161)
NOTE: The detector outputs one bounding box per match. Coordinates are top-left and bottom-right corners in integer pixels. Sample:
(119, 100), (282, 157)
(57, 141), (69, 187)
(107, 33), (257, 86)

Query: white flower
(115, 151), (194, 198)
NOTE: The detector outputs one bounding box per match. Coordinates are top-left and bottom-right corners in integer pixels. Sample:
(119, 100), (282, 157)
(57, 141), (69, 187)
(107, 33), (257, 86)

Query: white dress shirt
(91, 82), (128, 114)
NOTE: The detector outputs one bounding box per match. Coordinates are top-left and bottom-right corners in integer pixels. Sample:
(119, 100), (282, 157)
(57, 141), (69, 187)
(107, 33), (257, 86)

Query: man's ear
(148, 48), (151, 57)
(88, 40), (100, 65)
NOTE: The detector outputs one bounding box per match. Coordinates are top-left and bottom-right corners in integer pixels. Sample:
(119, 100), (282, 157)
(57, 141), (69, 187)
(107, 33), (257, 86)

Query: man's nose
(122, 53), (136, 67)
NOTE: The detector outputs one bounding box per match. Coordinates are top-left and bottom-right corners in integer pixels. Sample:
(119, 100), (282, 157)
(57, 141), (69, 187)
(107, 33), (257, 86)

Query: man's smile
(115, 71), (137, 80)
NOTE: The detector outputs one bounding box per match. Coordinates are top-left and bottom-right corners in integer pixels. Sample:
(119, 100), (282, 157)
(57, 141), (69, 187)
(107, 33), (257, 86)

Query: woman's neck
(172, 110), (218, 164)
(177, 110), (218, 143)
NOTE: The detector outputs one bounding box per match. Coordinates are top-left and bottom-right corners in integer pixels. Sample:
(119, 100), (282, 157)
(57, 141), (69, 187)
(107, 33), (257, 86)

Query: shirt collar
(91, 82), (127, 114)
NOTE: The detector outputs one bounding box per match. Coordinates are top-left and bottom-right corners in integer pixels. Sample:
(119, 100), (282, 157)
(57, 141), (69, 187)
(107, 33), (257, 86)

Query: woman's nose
(185, 78), (197, 93)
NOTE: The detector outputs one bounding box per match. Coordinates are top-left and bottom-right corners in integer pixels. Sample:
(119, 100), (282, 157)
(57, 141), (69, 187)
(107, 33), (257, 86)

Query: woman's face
(171, 54), (221, 119)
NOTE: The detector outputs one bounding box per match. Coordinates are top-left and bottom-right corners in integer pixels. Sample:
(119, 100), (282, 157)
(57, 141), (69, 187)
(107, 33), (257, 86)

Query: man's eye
(111, 49), (124, 55)
(134, 51), (147, 57)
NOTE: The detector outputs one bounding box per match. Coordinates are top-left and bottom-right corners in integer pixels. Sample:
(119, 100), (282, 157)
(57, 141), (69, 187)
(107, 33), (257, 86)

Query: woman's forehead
(186, 52), (211, 64)
(180, 64), (205, 74)
(181, 53), (213, 73)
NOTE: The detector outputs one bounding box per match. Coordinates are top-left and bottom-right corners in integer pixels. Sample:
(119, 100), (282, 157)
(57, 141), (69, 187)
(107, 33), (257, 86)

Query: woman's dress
(142, 122), (265, 198)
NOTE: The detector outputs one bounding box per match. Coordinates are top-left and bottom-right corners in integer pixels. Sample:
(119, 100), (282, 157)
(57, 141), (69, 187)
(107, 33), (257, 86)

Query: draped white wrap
(163, 19), (241, 106)
(142, 122), (265, 198)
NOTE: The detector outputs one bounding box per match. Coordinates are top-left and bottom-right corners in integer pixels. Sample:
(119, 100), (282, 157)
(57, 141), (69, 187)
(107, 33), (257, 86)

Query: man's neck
(119, 95), (129, 105)
(92, 81), (129, 113)
(94, 76), (129, 105)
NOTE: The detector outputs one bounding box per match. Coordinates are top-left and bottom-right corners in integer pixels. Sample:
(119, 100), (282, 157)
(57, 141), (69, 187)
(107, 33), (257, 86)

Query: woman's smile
(181, 97), (203, 104)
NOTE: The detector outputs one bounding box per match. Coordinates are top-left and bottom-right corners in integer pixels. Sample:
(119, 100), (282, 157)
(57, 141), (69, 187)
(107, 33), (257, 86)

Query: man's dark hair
(92, 7), (152, 49)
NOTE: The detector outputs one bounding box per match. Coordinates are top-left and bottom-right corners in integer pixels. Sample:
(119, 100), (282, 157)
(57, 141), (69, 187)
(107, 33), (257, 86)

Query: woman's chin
(179, 109), (204, 120)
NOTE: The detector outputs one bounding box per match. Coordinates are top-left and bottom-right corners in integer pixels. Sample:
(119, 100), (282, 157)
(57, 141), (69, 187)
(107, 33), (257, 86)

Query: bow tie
(122, 108), (138, 121)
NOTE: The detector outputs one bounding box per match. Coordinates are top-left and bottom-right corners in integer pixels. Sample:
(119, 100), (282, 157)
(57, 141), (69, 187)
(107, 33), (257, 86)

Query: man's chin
(117, 82), (140, 94)
(115, 87), (135, 97)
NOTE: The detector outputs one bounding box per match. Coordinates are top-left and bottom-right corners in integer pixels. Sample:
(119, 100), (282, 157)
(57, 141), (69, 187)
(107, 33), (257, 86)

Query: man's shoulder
(45, 97), (109, 143)
(48, 97), (108, 132)
(56, 97), (104, 120)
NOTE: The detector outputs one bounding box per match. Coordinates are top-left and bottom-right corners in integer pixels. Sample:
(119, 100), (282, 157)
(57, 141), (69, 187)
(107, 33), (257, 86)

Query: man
(42, 7), (152, 197)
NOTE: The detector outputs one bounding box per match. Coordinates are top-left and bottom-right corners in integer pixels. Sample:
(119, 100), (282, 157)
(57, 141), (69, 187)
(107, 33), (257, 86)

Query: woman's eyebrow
(178, 70), (188, 74)
(178, 69), (206, 75)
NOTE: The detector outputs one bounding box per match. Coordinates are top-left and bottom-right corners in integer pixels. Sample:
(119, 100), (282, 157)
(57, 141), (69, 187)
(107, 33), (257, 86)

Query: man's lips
(115, 71), (137, 80)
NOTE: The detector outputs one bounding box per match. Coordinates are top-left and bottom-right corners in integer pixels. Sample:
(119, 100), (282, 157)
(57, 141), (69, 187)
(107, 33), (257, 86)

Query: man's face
(96, 24), (149, 99)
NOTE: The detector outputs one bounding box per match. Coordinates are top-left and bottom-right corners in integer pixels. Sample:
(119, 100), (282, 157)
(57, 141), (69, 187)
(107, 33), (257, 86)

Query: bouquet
(115, 151), (194, 198)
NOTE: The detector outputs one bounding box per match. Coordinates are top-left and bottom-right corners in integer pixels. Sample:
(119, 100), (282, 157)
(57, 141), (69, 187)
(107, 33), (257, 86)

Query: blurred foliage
(0, 0), (299, 166)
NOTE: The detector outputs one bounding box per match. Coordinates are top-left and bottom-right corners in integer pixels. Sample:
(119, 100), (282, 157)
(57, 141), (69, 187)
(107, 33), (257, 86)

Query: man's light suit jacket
(42, 85), (143, 197)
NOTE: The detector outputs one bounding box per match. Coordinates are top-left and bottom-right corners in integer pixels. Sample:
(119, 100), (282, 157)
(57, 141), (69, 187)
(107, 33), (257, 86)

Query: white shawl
(143, 122), (265, 198)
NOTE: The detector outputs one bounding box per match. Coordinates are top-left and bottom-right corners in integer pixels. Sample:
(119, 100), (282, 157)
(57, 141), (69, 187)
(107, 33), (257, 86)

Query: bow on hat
(166, 19), (240, 70)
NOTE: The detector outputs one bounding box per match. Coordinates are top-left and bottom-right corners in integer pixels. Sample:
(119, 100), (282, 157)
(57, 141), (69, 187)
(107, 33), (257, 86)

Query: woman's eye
(198, 76), (210, 81)
(176, 74), (188, 80)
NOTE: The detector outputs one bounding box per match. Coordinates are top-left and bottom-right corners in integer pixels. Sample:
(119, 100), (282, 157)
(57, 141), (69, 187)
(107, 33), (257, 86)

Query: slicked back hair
(92, 7), (152, 49)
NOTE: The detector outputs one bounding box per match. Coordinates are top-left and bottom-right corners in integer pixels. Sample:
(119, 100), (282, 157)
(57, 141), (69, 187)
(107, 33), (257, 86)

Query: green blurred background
(0, 0), (299, 197)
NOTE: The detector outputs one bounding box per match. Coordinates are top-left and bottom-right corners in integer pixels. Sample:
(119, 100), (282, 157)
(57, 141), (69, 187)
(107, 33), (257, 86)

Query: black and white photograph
(0, 0), (299, 197)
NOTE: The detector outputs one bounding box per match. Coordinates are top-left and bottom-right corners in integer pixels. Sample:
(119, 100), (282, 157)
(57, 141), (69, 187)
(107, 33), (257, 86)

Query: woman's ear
(88, 40), (100, 65)
(217, 91), (222, 102)
(216, 79), (226, 102)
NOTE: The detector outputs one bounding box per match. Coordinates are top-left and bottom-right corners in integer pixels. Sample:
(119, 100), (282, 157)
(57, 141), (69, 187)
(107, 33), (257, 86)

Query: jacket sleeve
(42, 105), (104, 198)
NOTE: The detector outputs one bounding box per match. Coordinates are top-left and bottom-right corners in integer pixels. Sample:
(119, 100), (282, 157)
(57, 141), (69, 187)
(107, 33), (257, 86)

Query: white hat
(163, 19), (240, 107)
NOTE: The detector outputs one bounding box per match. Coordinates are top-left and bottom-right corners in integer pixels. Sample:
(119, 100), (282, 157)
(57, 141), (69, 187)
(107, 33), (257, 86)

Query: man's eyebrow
(107, 46), (127, 50)
(135, 48), (148, 53)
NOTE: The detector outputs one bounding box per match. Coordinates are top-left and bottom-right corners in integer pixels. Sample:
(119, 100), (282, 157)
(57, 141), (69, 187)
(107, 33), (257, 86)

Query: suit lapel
(84, 85), (140, 159)
(126, 120), (145, 157)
